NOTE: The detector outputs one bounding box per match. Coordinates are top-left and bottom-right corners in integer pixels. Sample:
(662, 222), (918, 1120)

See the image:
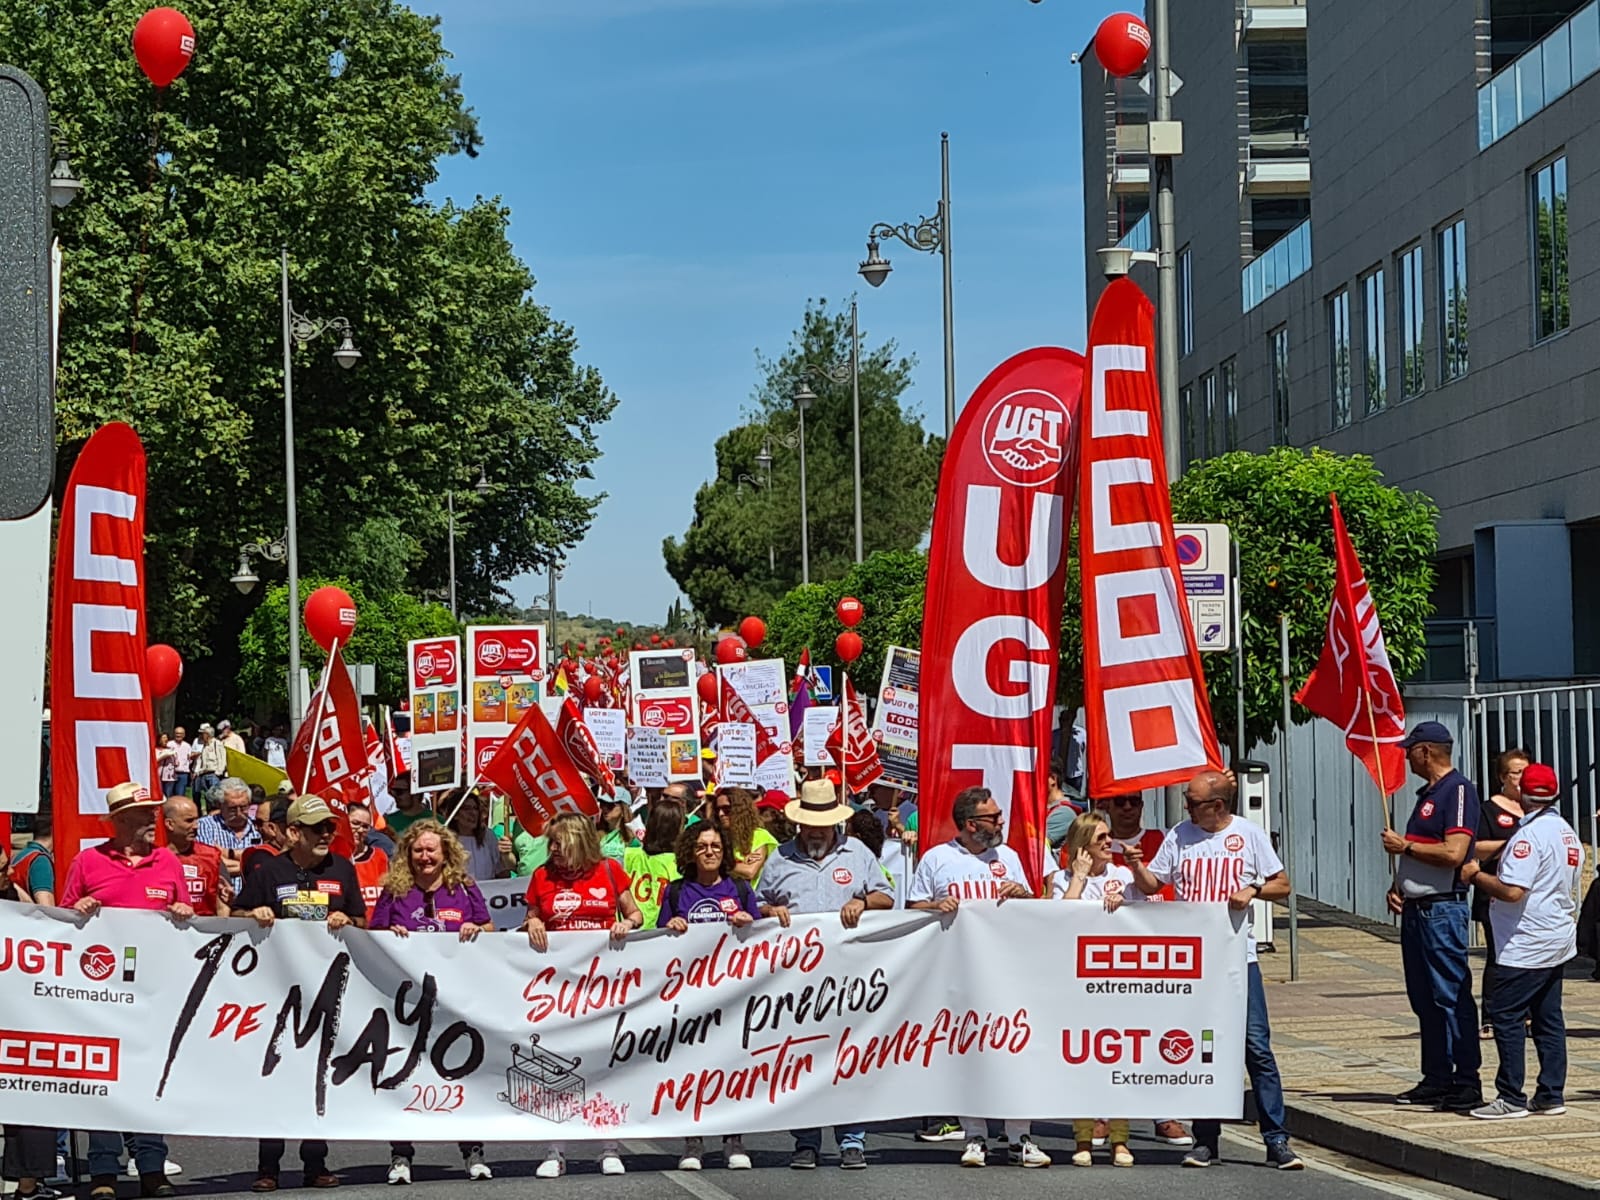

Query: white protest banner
(630, 649), (701, 780)
(467, 624), (547, 789)
(0, 902), (1246, 1138)
(715, 722), (757, 786)
(719, 658), (793, 796)
(626, 726), (670, 787)
(803, 707), (840, 767)
(871, 645), (920, 793)
(583, 709), (626, 771)
(407, 637), (464, 795)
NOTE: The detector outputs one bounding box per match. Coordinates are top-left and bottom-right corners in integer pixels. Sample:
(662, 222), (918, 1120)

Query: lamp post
(281, 248), (360, 723)
(789, 381), (814, 585)
(792, 300), (864, 565)
(446, 467), (492, 621)
(860, 132), (955, 438)
(230, 534), (288, 595)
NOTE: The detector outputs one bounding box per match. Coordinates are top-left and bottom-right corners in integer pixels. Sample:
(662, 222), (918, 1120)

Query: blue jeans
(1401, 897), (1480, 1087)
(1487, 962), (1566, 1107)
(792, 1126), (865, 1152)
(87, 1131), (165, 1179)
(1194, 962), (1288, 1149)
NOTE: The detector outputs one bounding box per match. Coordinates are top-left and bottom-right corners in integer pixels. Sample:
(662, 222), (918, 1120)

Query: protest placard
(630, 649), (700, 780)
(626, 726), (670, 787)
(802, 706), (840, 766)
(871, 645), (920, 793)
(407, 636), (463, 794)
(715, 722), (757, 786)
(582, 708), (626, 771)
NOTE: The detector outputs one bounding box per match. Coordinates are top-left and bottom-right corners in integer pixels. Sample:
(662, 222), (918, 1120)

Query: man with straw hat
(60, 781), (192, 1200)
(757, 778), (893, 1171)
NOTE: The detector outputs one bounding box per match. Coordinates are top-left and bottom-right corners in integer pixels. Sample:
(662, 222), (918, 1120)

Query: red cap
(758, 789), (788, 812)
(1521, 762), (1559, 800)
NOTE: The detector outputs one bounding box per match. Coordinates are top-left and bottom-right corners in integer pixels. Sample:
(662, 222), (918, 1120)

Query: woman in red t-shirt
(520, 813), (643, 1179)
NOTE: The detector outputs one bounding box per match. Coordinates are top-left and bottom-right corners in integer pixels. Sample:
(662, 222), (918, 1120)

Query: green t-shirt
(512, 831), (548, 877)
(386, 806), (434, 837)
(601, 828), (632, 862)
(738, 826), (780, 887)
(623, 846), (681, 929)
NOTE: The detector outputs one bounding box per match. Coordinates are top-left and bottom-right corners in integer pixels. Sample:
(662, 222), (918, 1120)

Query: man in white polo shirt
(908, 786), (1050, 1169)
(1460, 762), (1580, 1120)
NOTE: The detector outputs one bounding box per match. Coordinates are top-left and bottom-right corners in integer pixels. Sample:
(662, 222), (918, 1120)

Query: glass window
(1362, 269), (1388, 413)
(1398, 245), (1425, 399)
(1517, 47), (1545, 120)
(1270, 326), (1291, 445)
(1201, 371), (1217, 459)
(1545, 22), (1573, 99)
(1574, 3), (1600, 84)
(1532, 155), (1570, 340)
(1328, 289), (1352, 428)
(1438, 218), (1469, 382)
(1221, 358), (1238, 451)
(1180, 384), (1196, 469)
(1179, 246), (1194, 357)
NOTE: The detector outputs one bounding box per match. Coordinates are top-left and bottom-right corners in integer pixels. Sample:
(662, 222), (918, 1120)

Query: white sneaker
(535, 1153), (566, 1179)
(1010, 1137), (1052, 1168)
(599, 1146), (625, 1176)
(125, 1160), (183, 1179)
(960, 1139), (987, 1168)
(724, 1138), (751, 1170)
(679, 1139), (704, 1172)
(464, 1149), (492, 1181)
(387, 1156), (412, 1185)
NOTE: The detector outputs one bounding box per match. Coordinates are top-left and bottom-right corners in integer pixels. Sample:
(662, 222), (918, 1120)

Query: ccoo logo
(981, 389), (1071, 488)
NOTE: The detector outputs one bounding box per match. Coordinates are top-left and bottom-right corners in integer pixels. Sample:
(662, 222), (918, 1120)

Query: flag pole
(1365, 689), (1394, 831)
(298, 638), (339, 796)
(1279, 615), (1299, 981)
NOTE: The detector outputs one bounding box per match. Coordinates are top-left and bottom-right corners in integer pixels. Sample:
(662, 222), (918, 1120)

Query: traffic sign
(1173, 523), (1232, 652)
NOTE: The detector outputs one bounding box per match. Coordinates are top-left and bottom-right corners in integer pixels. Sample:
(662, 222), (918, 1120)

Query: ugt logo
(981, 389), (1071, 489)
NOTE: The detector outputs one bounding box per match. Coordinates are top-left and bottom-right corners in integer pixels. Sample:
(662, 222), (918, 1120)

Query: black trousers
(257, 1140), (328, 1177)
(389, 1142), (481, 1159)
(4, 1126), (56, 1181)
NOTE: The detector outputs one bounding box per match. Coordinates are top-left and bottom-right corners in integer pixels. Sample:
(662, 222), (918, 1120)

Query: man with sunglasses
(1125, 770), (1303, 1171)
(236, 796), (368, 1191)
(908, 787), (1050, 1169)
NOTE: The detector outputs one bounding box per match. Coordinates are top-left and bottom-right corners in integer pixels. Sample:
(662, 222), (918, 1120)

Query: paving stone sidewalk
(1259, 899), (1600, 1197)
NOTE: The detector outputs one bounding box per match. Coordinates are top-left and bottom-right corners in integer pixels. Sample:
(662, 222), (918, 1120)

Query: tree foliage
(663, 300), (942, 627)
(5, 0), (615, 707)
(761, 551), (928, 688)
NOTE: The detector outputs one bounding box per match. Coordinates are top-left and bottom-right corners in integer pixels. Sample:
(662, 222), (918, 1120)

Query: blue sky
(430, 0), (1101, 624)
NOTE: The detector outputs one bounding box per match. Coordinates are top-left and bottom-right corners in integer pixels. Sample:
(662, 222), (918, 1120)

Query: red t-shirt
(176, 843), (223, 916)
(354, 848), (390, 910)
(525, 860), (630, 931)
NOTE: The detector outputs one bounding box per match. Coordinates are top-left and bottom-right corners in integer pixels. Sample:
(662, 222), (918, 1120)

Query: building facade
(1079, 0), (1600, 682)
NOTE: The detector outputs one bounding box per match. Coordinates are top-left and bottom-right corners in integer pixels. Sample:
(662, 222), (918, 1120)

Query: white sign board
(625, 726), (670, 787)
(1173, 523), (1233, 653)
(582, 708), (626, 772)
(802, 706), (840, 766)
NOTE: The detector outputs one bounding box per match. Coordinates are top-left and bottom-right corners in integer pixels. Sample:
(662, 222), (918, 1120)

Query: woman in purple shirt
(372, 822), (493, 1185)
(660, 824), (760, 1171)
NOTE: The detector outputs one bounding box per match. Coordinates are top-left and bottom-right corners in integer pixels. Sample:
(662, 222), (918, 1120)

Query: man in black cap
(1382, 720), (1481, 1111)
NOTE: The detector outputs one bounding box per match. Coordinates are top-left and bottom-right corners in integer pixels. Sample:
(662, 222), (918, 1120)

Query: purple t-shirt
(656, 876), (761, 927)
(371, 882), (490, 933)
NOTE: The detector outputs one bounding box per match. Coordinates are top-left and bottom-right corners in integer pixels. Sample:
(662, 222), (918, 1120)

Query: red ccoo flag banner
(1079, 280), (1223, 795)
(287, 646), (369, 858)
(557, 697), (615, 797)
(1295, 493), (1408, 797)
(918, 347), (1085, 889)
(50, 424), (157, 872)
(479, 701), (598, 836)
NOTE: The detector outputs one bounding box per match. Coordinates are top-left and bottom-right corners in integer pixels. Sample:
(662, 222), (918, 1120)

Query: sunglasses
(696, 842), (724, 854)
(303, 820), (338, 835)
(1109, 796), (1143, 807)
(969, 812), (1004, 825)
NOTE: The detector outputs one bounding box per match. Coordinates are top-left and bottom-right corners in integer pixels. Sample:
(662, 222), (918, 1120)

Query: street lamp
(281, 247), (360, 723)
(793, 299), (864, 564)
(791, 380), (815, 586)
(231, 534), (288, 595)
(48, 139), (81, 209)
(449, 466), (492, 619)
(861, 132), (955, 438)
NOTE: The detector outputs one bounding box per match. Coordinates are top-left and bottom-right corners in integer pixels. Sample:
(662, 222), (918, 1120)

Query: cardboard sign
(630, 649), (700, 781)
(715, 722), (757, 787)
(582, 708), (626, 772)
(626, 726), (670, 787)
(803, 706), (840, 767)
(407, 636), (463, 794)
(467, 624), (547, 792)
(871, 646), (920, 793)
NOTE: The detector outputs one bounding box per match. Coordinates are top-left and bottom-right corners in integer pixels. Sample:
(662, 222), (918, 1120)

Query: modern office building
(1079, 0), (1600, 682)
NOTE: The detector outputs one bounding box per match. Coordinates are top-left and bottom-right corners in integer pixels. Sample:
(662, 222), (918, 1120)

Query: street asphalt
(57, 1122), (1494, 1200)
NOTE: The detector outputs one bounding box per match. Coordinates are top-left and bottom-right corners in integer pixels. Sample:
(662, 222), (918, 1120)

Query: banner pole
(1278, 615), (1299, 982)
(298, 639), (339, 796)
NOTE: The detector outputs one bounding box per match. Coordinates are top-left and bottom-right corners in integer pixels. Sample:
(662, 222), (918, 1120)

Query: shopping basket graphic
(497, 1035), (586, 1123)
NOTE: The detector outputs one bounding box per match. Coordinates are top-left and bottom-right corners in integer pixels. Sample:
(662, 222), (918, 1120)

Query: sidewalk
(1260, 899), (1600, 1198)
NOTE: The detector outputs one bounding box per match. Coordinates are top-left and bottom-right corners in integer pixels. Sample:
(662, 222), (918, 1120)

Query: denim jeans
(791, 1126), (865, 1152)
(87, 1132), (165, 1179)
(1487, 962), (1566, 1107)
(1401, 897), (1481, 1087)
(1194, 962), (1288, 1149)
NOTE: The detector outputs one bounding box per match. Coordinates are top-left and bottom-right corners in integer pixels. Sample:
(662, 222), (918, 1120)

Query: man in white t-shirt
(1126, 769), (1303, 1171)
(908, 787), (1050, 1170)
(1460, 762), (1579, 1120)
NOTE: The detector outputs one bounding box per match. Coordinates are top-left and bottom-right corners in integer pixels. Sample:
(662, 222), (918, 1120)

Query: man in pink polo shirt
(59, 781), (192, 1200)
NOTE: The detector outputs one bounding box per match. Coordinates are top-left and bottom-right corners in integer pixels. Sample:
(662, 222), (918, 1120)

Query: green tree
(663, 300), (942, 627)
(237, 578), (461, 709)
(5, 0), (615, 706)
(762, 550), (929, 687)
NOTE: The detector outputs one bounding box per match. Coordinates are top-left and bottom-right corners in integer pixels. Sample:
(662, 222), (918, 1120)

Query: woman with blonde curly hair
(714, 787), (777, 885)
(370, 821), (494, 1185)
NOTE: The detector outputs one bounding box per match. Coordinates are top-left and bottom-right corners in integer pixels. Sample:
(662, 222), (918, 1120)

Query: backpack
(8, 848), (49, 903)
(664, 876), (754, 923)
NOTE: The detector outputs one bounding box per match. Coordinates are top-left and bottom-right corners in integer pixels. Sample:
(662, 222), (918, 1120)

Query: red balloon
(738, 616), (767, 649)
(1094, 12), (1151, 77)
(634, 642), (644, 650)
(697, 673), (720, 705)
(715, 636), (748, 665)
(664, 637), (676, 648)
(304, 586), (357, 651)
(650, 633), (662, 645)
(615, 628), (626, 638)
(836, 596), (865, 628)
(132, 7), (196, 88)
(577, 642), (587, 652)
(146, 644), (183, 698)
(835, 631), (864, 664)
(582, 676), (605, 704)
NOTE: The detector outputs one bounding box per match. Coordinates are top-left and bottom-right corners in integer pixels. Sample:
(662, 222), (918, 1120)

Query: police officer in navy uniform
(1382, 721), (1482, 1111)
